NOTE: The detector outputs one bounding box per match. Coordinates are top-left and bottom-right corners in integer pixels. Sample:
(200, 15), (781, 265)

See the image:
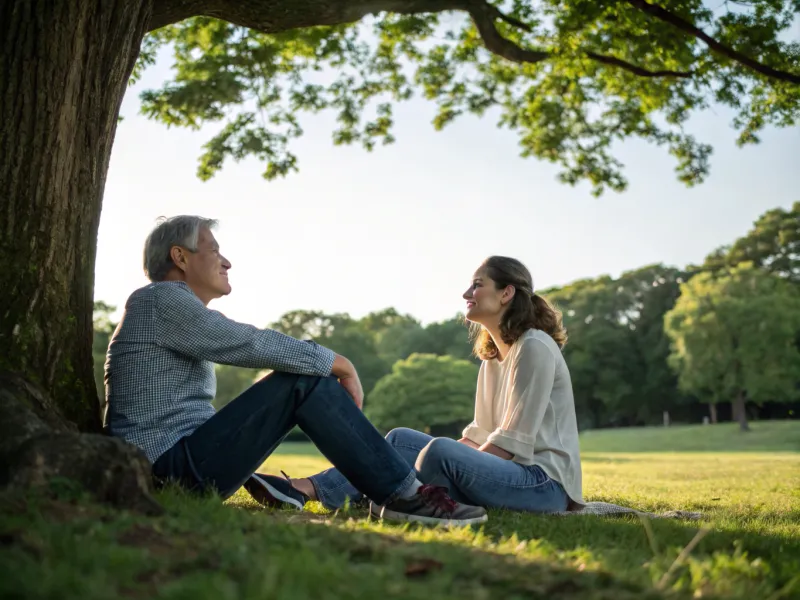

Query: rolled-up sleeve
(486, 338), (555, 461)
(462, 421), (492, 446)
(153, 284), (335, 375)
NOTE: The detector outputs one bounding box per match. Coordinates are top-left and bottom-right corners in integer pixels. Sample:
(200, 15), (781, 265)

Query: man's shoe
(370, 484), (488, 526)
(244, 473), (308, 511)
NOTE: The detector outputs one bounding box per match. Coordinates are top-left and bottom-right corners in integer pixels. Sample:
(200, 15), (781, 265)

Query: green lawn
(2, 421), (799, 599)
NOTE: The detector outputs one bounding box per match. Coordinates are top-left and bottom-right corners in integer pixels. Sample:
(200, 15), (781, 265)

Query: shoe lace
(418, 484), (457, 514)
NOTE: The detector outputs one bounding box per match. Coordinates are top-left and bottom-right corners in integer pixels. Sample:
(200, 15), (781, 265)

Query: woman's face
(463, 268), (506, 325)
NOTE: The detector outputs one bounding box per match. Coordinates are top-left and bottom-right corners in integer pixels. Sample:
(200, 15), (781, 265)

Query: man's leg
(153, 372), (415, 504)
(306, 427), (434, 509)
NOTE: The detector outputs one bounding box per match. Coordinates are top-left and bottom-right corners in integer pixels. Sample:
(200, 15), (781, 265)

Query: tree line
(93, 202), (800, 435)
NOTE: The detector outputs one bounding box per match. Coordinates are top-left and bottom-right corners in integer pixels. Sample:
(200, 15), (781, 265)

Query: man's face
(180, 227), (232, 303)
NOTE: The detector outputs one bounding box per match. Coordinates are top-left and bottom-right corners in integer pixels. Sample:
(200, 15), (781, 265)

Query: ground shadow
(0, 490), (684, 600)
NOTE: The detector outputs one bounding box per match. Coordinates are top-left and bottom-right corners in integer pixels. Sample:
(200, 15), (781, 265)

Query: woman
(252, 256), (583, 516)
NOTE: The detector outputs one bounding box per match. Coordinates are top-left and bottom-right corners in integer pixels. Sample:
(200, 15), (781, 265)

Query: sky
(96, 46), (800, 328)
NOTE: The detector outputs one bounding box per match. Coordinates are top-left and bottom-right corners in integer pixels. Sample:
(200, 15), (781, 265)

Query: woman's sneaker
(244, 473), (308, 510)
(370, 484), (488, 526)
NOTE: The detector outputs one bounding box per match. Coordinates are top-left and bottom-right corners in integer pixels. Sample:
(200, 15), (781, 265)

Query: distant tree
(92, 302), (118, 408)
(665, 264), (800, 431)
(270, 310), (389, 398)
(615, 265), (693, 422)
(213, 365), (263, 410)
(373, 313), (476, 366)
(365, 354), (478, 436)
(701, 202), (800, 282)
(546, 278), (641, 428)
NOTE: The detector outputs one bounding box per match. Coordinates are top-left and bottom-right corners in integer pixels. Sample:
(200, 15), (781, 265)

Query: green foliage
(269, 310), (390, 397)
(664, 264), (800, 408)
(701, 201), (800, 281)
(544, 264), (690, 428)
(269, 309), (473, 401)
(213, 365), (263, 410)
(139, 2), (800, 195)
(91, 302), (117, 402)
(365, 353), (478, 434)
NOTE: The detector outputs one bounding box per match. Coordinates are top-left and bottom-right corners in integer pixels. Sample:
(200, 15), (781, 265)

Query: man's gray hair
(143, 215), (218, 282)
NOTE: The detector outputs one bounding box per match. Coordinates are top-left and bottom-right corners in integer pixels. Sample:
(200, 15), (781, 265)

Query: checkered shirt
(104, 281), (335, 463)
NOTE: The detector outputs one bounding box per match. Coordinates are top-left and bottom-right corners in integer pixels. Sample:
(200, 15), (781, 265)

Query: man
(104, 215), (487, 526)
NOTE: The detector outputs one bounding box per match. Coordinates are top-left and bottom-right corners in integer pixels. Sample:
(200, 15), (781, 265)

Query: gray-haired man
(103, 215), (487, 526)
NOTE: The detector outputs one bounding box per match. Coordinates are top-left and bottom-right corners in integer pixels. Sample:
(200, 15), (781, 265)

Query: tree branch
(467, 3), (550, 64)
(148, 0), (463, 33)
(151, 0), (793, 82)
(585, 52), (692, 78)
(626, 0), (800, 84)
(479, 3), (692, 78)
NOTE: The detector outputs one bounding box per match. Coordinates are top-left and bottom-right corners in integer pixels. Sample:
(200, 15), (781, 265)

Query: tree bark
(0, 0), (152, 431)
(709, 402), (717, 424)
(0, 0), (161, 510)
(733, 390), (750, 432)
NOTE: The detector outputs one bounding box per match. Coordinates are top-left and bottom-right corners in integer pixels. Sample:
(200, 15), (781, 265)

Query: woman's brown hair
(470, 256), (567, 359)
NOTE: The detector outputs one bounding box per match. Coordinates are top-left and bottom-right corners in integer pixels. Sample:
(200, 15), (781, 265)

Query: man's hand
(331, 354), (364, 410)
(339, 375), (364, 410)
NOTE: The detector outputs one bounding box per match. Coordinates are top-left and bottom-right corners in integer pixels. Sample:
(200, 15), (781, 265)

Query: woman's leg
(306, 427), (435, 509)
(414, 437), (569, 513)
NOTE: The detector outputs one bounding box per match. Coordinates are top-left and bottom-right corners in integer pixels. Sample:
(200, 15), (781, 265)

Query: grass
(1, 420), (799, 599)
(577, 420), (800, 453)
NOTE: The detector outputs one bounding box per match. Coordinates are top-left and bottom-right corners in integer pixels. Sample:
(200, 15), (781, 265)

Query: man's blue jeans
(309, 427), (568, 513)
(152, 373), (415, 504)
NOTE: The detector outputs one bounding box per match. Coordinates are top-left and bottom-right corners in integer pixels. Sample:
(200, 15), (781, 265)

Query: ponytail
(531, 293), (568, 348)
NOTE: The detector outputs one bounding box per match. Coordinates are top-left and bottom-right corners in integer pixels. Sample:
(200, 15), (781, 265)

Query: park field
(1, 421), (798, 599)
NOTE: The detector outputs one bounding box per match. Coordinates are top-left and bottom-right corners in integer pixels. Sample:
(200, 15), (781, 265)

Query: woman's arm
(458, 437), (480, 449)
(484, 338), (556, 462)
(478, 441), (514, 460)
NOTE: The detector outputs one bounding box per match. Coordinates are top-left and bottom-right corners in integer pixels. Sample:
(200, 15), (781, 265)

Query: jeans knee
(415, 437), (458, 477)
(385, 427), (416, 446)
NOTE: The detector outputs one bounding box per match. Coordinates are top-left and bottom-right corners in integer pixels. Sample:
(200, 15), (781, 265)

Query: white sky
(96, 48), (800, 327)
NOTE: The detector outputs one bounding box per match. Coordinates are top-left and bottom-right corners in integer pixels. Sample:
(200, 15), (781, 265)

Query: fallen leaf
(405, 558), (444, 577)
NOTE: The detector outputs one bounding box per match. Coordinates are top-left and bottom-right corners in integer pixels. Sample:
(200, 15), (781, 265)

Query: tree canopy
(664, 263), (800, 429)
(137, 1), (800, 196)
(365, 353), (478, 434)
(700, 201), (800, 281)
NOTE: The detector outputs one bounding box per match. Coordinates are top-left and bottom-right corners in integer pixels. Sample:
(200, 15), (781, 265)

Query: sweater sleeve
(485, 337), (555, 461)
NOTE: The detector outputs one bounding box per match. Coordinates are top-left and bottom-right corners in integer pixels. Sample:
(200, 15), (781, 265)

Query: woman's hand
(479, 442), (514, 461)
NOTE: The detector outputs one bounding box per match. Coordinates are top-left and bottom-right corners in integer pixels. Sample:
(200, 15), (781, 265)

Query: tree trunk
(0, 0), (159, 511)
(733, 390), (750, 432)
(0, 0), (151, 430)
(709, 402), (717, 424)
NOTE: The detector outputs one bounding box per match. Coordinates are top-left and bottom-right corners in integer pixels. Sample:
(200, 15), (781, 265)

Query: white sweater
(462, 329), (584, 505)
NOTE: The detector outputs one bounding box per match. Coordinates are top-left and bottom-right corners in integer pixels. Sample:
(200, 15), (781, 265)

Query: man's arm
(153, 283), (334, 376)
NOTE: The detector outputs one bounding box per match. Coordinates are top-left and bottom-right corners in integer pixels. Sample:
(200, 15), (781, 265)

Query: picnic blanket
(555, 501), (703, 520)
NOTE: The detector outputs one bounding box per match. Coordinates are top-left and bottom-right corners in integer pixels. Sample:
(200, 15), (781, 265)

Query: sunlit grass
(1, 421), (798, 599)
